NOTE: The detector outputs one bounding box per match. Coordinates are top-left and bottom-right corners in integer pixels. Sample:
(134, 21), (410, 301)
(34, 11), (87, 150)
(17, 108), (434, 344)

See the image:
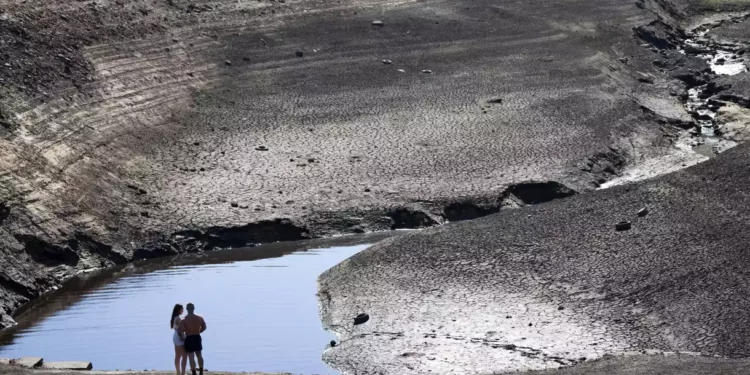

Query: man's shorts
(184, 334), (203, 353)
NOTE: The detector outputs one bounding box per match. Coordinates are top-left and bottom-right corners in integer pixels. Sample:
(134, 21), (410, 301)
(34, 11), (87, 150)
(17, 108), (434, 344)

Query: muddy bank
(6, 353), (750, 375)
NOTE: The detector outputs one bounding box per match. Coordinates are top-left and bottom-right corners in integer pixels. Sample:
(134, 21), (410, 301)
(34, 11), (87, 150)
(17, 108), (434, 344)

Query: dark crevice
(14, 234), (80, 267)
(151, 218), (312, 257)
(716, 93), (750, 109)
(0, 202), (9, 226)
(387, 208), (439, 230)
(69, 232), (129, 264)
(633, 20), (683, 51)
(443, 202), (501, 222)
(580, 147), (629, 186)
(505, 181), (578, 205)
(0, 275), (34, 300)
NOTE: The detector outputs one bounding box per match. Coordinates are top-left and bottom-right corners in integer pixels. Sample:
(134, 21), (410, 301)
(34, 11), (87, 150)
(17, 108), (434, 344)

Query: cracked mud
(0, 0), (749, 374)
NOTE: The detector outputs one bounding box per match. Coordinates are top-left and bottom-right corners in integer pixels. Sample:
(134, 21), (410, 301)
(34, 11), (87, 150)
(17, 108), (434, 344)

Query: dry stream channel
(0, 233), (395, 374)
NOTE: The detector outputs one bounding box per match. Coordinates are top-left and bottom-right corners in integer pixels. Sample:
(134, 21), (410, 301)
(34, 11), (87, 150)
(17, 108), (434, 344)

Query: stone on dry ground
(14, 358), (43, 368)
(42, 362), (93, 371)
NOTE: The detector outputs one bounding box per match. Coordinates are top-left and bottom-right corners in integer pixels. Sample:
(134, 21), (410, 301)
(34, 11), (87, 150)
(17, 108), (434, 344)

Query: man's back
(182, 313), (205, 336)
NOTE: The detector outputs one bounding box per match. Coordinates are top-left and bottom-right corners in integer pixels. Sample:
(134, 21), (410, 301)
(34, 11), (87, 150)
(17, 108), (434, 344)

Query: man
(180, 303), (207, 375)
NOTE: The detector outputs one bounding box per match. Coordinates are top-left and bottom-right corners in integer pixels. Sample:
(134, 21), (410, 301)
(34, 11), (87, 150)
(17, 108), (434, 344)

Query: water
(0, 233), (392, 374)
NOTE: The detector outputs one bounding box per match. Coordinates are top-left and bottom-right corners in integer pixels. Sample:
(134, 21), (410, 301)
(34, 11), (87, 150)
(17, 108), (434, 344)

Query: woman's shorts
(173, 331), (184, 346)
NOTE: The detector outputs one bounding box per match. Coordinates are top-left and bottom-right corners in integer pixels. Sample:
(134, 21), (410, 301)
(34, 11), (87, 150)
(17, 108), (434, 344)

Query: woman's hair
(171, 304), (183, 328)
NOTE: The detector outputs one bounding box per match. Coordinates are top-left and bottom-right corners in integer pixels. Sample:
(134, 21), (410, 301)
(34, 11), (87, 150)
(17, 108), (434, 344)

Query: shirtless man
(179, 303), (207, 375)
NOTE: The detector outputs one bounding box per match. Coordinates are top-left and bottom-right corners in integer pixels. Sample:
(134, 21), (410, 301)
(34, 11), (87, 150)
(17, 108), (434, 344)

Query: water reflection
(0, 232), (393, 374)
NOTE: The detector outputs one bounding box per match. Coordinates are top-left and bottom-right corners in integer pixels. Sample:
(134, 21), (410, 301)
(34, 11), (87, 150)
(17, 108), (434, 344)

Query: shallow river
(0, 233), (392, 374)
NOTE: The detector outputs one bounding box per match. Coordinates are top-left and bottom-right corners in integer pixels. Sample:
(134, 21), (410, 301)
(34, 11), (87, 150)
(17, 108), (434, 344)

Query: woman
(171, 304), (188, 375)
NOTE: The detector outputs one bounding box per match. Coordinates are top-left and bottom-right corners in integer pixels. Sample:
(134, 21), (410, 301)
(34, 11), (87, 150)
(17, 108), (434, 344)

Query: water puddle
(0, 233), (394, 374)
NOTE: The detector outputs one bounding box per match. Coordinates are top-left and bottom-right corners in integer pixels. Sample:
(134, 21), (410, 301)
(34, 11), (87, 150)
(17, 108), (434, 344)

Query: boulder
(615, 221), (632, 231)
(354, 313), (370, 325)
(15, 357), (43, 368)
(43, 361), (93, 370)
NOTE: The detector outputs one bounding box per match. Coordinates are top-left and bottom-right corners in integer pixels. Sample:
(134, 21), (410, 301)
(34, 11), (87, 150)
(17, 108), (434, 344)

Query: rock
(255, 146), (269, 151)
(684, 44), (711, 55)
(330, 340), (337, 347)
(487, 97), (503, 104)
(371, 20), (384, 27)
(224, 60), (232, 66)
(230, 202), (239, 208)
(242, 57), (250, 61)
(397, 69), (405, 73)
(364, 188), (371, 192)
(638, 76), (654, 84)
(15, 357), (43, 368)
(0, 359), (10, 365)
(354, 313), (370, 325)
(421, 69), (433, 74)
(637, 208), (649, 217)
(382, 59), (392, 64)
(43, 361), (93, 370)
(295, 51), (304, 58)
(615, 220), (632, 231)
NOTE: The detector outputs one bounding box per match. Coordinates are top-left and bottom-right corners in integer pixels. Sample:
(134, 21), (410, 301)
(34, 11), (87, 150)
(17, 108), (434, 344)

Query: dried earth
(317, 3), (750, 374)
(0, 0), (749, 373)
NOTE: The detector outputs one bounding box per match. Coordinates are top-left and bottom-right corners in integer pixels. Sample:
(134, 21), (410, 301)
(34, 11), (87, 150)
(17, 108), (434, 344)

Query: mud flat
(0, 0), (749, 373)
(0, 0), (736, 326)
(0, 0), (727, 328)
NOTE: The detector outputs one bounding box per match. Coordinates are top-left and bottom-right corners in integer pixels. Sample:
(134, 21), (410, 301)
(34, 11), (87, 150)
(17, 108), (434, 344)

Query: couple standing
(171, 303), (207, 375)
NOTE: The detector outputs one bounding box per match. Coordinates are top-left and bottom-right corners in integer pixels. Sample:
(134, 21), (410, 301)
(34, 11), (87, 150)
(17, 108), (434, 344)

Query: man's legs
(187, 352), (197, 375)
(196, 351), (204, 375)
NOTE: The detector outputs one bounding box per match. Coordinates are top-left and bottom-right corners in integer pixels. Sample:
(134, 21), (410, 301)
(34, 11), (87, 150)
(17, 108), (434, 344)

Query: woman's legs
(181, 348), (188, 375)
(174, 345), (186, 375)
